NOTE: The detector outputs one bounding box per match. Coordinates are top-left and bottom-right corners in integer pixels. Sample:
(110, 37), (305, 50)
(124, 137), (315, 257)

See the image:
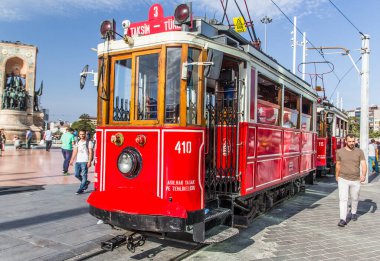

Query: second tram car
(316, 102), (349, 176)
(86, 3), (318, 242)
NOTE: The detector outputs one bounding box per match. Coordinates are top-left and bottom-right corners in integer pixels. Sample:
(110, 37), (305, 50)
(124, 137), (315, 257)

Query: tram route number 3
(175, 141), (192, 154)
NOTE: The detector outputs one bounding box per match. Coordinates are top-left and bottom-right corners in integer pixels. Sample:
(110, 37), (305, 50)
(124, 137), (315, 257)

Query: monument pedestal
(0, 110), (42, 143)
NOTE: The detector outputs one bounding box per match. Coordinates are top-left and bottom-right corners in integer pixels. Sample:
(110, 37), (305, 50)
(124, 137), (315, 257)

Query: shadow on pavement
(0, 185), (45, 195)
(0, 206), (88, 232)
(202, 176), (339, 254)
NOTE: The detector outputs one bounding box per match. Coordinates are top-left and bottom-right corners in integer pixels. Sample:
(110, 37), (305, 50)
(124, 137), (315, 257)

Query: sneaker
(63, 172), (70, 176)
(352, 214), (358, 221)
(76, 189), (84, 195)
(83, 181), (91, 190)
(338, 219), (347, 227)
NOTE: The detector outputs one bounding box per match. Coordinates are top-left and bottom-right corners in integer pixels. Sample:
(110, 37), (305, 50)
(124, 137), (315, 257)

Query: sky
(0, 0), (378, 122)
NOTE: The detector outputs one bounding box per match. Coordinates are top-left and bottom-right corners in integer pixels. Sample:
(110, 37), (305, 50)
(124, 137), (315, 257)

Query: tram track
(69, 233), (208, 261)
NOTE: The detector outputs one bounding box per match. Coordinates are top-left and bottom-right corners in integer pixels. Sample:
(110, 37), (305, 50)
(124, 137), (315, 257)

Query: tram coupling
(101, 233), (146, 252)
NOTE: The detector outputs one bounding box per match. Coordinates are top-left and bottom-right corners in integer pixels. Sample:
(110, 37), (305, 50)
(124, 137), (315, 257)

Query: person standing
(69, 130), (93, 194)
(368, 139), (378, 173)
(0, 129), (4, 156)
(43, 128), (53, 152)
(26, 129), (32, 149)
(335, 134), (367, 227)
(60, 128), (75, 175)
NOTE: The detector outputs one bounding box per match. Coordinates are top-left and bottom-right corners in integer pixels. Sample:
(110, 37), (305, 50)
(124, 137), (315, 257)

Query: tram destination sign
(125, 4), (181, 37)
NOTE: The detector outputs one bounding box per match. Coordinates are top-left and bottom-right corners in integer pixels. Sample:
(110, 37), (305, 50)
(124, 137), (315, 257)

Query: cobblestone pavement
(186, 174), (380, 261)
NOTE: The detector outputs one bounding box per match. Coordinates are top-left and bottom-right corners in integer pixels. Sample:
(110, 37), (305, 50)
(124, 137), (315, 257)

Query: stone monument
(0, 41), (45, 143)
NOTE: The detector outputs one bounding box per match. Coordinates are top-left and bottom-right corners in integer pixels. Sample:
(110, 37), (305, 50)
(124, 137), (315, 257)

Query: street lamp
(260, 16), (272, 53)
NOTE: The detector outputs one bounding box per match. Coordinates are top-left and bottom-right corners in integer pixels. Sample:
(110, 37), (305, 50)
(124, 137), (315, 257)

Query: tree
(71, 113), (95, 133)
(348, 117), (359, 137)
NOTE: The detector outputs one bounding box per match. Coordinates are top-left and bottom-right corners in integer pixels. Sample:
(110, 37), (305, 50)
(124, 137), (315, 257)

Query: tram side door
(205, 58), (240, 200)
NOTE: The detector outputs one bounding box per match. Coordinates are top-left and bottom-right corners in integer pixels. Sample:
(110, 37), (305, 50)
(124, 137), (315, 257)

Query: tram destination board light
(100, 19), (116, 40)
(174, 3), (192, 25)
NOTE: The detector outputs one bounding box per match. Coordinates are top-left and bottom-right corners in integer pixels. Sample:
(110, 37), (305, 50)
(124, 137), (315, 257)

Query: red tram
(86, 3), (318, 242)
(316, 102), (349, 176)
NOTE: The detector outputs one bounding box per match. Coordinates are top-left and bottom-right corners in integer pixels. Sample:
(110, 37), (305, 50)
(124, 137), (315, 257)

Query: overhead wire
(233, 0), (254, 42)
(328, 0), (364, 37)
(269, 0), (341, 83)
(329, 56), (362, 100)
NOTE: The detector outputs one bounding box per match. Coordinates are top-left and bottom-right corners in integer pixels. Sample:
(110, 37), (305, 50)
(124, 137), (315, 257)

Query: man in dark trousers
(335, 134), (367, 227)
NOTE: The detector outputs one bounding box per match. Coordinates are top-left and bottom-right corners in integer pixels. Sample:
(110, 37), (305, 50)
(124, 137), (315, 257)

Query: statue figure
(2, 73), (27, 111)
(34, 81), (43, 112)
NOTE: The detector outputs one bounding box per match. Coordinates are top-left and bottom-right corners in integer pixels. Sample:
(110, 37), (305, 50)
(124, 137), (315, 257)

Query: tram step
(205, 207), (232, 222)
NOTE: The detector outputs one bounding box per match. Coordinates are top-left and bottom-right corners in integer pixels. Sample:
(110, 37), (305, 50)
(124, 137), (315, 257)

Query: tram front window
(165, 48), (181, 123)
(135, 53), (159, 120)
(186, 48), (200, 125)
(114, 58), (132, 122)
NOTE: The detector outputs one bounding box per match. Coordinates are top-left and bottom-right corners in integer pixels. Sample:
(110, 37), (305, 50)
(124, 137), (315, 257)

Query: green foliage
(369, 130), (380, 139)
(348, 116), (359, 137)
(71, 114), (95, 133)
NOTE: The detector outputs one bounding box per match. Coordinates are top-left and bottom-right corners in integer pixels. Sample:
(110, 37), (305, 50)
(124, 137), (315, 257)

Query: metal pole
(264, 23), (267, 52)
(360, 34), (370, 183)
(292, 17), (297, 74)
(261, 16), (272, 53)
(302, 32), (306, 80)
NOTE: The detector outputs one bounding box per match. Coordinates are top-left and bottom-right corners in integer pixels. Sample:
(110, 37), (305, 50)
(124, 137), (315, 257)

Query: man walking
(26, 129), (32, 149)
(69, 130), (93, 194)
(368, 139), (378, 173)
(335, 134), (367, 227)
(60, 128), (75, 175)
(43, 127), (53, 152)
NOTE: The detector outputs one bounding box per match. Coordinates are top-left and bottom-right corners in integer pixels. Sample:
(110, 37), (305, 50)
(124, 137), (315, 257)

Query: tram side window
(301, 97), (313, 131)
(113, 58), (132, 122)
(186, 48), (201, 125)
(257, 75), (280, 125)
(283, 89), (299, 129)
(165, 48), (181, 124)
(135, 53), (159, 120)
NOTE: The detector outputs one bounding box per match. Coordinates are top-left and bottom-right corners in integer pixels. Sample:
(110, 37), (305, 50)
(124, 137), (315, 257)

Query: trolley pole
(292, 16), (297, 74)
(360, 34), (370, 184)
(302, 32), (307, 80)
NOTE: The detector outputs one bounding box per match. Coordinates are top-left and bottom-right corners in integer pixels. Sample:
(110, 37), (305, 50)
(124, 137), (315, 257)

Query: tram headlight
(100, 19), (116, 40)
(117, 147), (142, 179)
(174, 3), (192, 25)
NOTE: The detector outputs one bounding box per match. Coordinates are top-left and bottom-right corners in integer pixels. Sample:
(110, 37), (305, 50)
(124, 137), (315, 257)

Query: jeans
(27, 138), (32, 149)
(368, 156), (379, 173)
(61, 149), (73, 172)
(46, 140), (52, 151)
(338, 177), (360, 221)
(75, 162), (88, 191)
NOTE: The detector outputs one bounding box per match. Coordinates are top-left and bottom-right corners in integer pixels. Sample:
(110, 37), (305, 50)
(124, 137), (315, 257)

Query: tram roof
(97, 18), (316, 97)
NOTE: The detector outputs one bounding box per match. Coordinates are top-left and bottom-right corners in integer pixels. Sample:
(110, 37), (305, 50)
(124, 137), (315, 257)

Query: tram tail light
(317, 98), (322, 104)
(174, 3), (192, 26)
(100, 19), (116, 40)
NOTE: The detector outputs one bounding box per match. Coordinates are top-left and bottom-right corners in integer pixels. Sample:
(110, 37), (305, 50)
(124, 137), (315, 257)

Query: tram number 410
(175, 141), (192, 154)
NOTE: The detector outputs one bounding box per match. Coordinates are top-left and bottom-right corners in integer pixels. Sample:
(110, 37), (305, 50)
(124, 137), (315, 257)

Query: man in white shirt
(69, 130), (94, 194)
(368, 139), (378, 174)
(43, 128), (53, 152)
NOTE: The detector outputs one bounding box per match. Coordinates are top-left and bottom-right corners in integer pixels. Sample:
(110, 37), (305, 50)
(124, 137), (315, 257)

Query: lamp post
(260, 16), (272, 53)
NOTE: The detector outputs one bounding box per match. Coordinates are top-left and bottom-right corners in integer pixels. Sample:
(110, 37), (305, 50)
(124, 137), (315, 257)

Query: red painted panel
(283, 131), (300, 154)
(256, 158), (282, 187)
(216, 126), (237, 170)
(316, 138), (327, 167)
(257, 128), (282, 156)
(301, 154), (313, 172)
(332, 137), (337, 163)
(88, 126), (204, 219)
(93, 130), (102, 190)
(244, 163), (255, 193)
(247, 127), (256, 157)
(283, 156), (300, 178)
(162, 130), (204, 211)
(301, 132), (313, 152)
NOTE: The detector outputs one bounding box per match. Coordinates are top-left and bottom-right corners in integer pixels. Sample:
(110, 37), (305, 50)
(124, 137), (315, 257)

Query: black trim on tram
(89, 206), (204, 233)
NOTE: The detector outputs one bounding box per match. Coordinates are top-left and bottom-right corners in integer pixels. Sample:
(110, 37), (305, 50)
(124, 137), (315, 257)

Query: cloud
(0, 0), (328, 22)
